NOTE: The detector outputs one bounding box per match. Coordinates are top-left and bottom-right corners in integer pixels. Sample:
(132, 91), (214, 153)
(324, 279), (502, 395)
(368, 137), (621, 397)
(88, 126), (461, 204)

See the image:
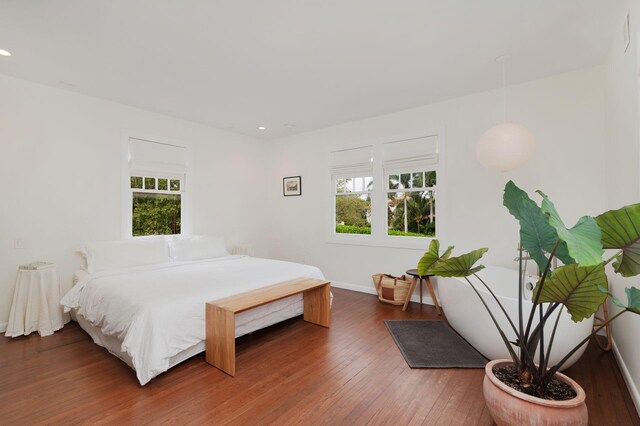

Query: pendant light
(476, 55), (535, 172)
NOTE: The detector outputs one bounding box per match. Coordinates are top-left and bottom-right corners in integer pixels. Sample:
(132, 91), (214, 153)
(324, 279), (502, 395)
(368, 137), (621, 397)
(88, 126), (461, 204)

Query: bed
(61, 236), (326, 385)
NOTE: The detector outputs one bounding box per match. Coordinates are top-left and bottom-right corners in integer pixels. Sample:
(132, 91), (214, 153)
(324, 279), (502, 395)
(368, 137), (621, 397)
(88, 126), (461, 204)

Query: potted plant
(418, 181), (640, 426)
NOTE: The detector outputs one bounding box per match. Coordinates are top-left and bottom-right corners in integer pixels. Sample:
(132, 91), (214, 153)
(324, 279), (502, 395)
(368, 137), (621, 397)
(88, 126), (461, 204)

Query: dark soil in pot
(493, 365), (577, 401)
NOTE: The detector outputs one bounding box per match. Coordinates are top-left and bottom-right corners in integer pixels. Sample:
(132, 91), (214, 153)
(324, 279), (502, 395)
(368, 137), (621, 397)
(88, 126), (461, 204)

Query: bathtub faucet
(514, 245), (534, 281)
(513, 255), (532, 261)
(514, 245), (533, 262)
(514, 246), (557, 269)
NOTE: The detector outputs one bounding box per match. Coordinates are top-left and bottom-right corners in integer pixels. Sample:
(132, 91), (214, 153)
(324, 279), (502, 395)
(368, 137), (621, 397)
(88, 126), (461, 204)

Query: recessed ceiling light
(0, 49), (12, 57)
(258, 126), (266, 130)
(283, 124), (296, 130)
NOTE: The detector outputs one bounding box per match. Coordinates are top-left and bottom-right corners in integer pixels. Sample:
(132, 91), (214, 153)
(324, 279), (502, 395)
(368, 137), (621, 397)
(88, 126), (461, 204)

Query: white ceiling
(0, 1), (623, 139)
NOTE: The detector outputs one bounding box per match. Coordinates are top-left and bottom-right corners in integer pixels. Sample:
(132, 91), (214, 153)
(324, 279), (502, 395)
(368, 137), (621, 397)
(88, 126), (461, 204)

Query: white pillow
(78, 237), (171, 273)
(170, 235), (229, 261)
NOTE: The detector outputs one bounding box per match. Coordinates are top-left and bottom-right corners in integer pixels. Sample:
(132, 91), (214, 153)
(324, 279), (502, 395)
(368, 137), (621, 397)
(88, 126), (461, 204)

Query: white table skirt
(5, 267), (70, 337)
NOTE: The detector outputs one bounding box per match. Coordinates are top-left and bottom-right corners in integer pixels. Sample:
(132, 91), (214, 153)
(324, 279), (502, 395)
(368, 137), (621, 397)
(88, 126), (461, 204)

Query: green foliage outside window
(130, 176), (143, 189)
(334, 172), (436, 237)
(132, 192), (181, 236)
(336, 224), (371, 234)
(335, 194), (370, 229)
(388, 228), (432, 237)
(385, 170), (436, 237)
(425, 171), (436, 186)
(388, 191), (436, 236)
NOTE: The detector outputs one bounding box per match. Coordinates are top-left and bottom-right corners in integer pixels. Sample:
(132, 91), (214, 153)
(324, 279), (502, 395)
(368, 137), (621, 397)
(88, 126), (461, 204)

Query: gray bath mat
(385, 320), (487, 368)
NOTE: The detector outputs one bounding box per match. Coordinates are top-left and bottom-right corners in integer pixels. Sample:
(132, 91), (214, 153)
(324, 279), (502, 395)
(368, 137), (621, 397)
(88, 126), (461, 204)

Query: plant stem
(604, 249), (623, 266)
(473, 273), (520, 338)
(524, 240), (560, 345)
(464, 277), (520, 363)
(525, 302), (557, 355)
(542, 306), (564, 374)
(529, 253), (613, 357)
(535, 302), (561, 332)
(518, 243), (524, 366)
(537, 304), (545, 380)
(544, 309), (628, 383)
(529, 250), (620, 353)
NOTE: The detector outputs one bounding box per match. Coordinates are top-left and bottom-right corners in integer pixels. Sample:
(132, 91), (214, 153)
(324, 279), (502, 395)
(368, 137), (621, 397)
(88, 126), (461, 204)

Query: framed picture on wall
(283, 176), (302, 196)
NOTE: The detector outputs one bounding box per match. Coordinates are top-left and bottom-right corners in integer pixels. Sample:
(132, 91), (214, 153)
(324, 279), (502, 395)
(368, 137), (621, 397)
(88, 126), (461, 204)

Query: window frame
(121, 131), (192, 239)
(384, 168), (437, 240)
(327, 130), (444, 250)
(332, 174), (374, 237)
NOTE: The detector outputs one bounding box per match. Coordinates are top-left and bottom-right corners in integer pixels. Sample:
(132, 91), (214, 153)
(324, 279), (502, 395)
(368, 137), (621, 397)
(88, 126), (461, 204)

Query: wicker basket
(372, 273), (412, 305)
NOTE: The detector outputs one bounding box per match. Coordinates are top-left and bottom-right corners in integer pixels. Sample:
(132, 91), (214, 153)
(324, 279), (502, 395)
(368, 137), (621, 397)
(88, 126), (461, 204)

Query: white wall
(0, 75), (270, 326)
(604, 0), (640, 413)
(0, 26), (636, 411)
(266, 67), (606, 299)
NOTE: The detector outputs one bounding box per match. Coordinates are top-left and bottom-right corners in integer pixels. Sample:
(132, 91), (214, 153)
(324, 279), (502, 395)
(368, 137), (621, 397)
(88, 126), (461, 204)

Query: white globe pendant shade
(476, 123), (535, 172)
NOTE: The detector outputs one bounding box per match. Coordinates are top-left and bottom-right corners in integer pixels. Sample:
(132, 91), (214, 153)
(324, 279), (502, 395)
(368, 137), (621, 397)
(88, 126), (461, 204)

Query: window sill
(326, 234), (433, 250)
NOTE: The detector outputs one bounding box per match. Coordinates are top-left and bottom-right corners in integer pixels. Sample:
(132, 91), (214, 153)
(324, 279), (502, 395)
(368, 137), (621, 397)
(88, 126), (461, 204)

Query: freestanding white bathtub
(436, 266), (594, 370)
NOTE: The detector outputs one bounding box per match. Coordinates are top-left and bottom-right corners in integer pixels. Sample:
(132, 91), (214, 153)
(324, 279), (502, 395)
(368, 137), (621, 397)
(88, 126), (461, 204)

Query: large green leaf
(538, 191), (603, 266)
(626, 287), (640, 314)
(417, 239), (453, 276)
(598, 286), (640, 314)
(427, 248), (488, 277)
(534, 263), (607, 322)
(595, 204), (640, 277)
(503, 181), (574, 271)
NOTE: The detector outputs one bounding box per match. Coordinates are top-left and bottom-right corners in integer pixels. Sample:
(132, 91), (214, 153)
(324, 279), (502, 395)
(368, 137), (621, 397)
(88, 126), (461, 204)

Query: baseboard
(0, 322), (6, 333)
(612, 338), (640, 416)
(330, 280), (377, 296)
(330, 280), (436, 306)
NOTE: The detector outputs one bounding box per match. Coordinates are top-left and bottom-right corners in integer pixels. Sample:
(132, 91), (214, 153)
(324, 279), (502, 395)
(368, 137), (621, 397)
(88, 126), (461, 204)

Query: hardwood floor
(0, 288), (638, 425)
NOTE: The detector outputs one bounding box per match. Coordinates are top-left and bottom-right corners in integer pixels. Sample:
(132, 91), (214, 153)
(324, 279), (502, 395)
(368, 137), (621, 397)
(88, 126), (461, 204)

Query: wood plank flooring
(0, 288), (638, 425)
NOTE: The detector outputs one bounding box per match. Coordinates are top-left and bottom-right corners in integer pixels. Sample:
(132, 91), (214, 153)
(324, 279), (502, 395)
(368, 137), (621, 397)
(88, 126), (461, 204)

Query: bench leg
(303, 283), (331, 327)
(206, 304), (236, 376)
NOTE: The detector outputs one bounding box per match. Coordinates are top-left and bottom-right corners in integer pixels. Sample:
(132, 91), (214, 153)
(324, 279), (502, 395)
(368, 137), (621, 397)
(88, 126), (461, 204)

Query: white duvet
(61, 255), (325, 385)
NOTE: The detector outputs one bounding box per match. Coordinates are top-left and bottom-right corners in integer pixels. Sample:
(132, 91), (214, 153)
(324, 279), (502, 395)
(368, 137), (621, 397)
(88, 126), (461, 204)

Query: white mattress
(61, 255), (326, 385)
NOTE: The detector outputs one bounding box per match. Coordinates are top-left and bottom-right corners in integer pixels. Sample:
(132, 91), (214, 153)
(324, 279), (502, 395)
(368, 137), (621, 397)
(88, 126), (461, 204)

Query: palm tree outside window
(387, 171), (436, 237)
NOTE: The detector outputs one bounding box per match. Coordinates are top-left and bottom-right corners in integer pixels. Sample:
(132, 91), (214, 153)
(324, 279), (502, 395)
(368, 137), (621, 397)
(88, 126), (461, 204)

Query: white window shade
(330, 145), (373, 176)
(382, 136), (438, 172)
(129, 138), (187, 177)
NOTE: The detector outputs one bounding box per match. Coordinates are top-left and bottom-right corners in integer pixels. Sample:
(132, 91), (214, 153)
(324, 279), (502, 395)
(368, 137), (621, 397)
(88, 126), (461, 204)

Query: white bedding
(61, 255), (325, 385)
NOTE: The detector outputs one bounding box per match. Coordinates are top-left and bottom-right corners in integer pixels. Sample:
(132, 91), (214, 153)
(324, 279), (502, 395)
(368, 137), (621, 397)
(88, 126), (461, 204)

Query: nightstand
(5, 263), (70, 337)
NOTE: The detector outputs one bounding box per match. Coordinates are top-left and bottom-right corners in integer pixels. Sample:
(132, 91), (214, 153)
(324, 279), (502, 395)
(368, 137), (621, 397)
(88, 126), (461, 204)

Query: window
(382, 135), (438, 239)
(125, 137), (188, 237)
(334, 176), (373, 234)
(329, 134), (440, 246)
(330, 146), (373, 236)
(130, 176), (183, 236)
(386, 171), (436, 237)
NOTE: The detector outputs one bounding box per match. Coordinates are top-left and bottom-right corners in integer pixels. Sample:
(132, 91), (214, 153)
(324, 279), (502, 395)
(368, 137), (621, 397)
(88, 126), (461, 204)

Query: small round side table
(5, 264), (70, 337)
(403, 269), (442, 315)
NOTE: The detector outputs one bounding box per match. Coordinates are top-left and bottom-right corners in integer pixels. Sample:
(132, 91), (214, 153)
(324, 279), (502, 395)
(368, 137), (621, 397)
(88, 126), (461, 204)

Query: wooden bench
(205, 278), (331, 376)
